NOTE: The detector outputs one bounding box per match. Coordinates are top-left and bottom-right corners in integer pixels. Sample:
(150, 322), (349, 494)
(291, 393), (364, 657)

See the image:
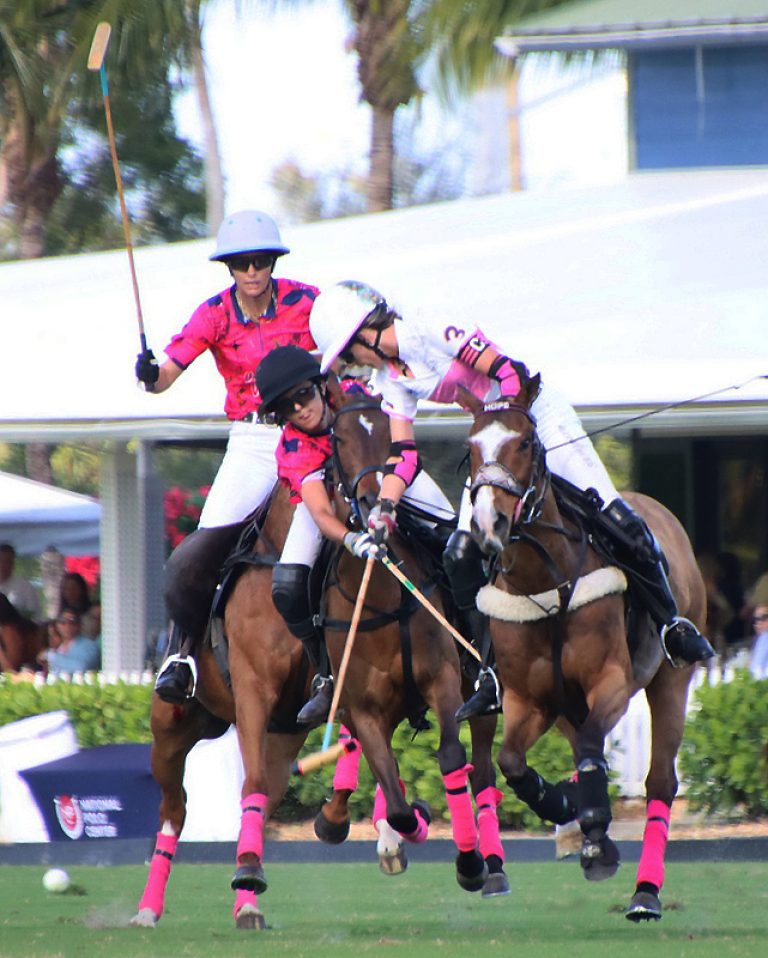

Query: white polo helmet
(310, 280), (388, 373)
(209, 210), (289, 261)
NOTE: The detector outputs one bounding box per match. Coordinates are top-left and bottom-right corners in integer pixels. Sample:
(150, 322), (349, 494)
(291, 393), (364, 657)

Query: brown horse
(322, 380), (508, 896)
(461, 376), (705, 921)
(0, 593), (46, 672)
(132, 484), (360, 930)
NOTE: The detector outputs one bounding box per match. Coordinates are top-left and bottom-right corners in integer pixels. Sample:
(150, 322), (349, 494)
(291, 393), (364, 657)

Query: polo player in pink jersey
(134, 211), (318, 703)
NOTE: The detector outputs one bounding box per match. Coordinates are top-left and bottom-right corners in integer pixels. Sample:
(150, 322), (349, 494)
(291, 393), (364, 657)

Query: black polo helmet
(257, 345), (323, 417)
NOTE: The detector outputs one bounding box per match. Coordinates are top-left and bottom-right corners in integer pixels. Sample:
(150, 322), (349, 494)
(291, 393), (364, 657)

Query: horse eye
(519, 438), (532, 451)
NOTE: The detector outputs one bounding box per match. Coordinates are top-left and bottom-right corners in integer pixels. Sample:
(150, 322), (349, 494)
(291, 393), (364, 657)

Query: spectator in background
(0, 543), (40, 619)
(41, 610), (101, 675)
(748, 604), (768, 679)
(57, 571), (99, 639)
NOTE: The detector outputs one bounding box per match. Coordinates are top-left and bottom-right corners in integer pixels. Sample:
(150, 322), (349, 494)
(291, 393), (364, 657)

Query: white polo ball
(43, 868), (71, 893)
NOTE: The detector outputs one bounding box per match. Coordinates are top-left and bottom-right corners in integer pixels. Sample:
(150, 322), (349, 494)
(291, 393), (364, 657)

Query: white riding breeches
(198, 420), (281, 528)
(457, 382), (619, 532)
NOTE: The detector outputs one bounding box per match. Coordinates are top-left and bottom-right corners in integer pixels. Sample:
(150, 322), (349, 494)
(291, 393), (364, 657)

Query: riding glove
(135, 348), (160, 386)
(343, 531), (379, 560)
(367, 499), (397, 545)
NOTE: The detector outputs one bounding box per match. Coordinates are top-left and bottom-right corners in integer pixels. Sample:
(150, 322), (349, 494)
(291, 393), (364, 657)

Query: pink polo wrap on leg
(332, 725), (362, 792)
(443, 763), (478, 852)
(636, 799), (671, 890)
(237, 792), (267, 862)
(233, 888), (259, 920)
(138, 831), (178, 916)
(402, 806), (429, 844)
(372, 783), (387, 826)
(476, 786), (505, 861)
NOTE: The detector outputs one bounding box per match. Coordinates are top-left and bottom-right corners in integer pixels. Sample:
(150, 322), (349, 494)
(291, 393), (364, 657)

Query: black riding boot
(443, 530), (502, 721)
(272, 563), (334, 728)
(155, 524), (245, 703)
(600, 500), (714, 668)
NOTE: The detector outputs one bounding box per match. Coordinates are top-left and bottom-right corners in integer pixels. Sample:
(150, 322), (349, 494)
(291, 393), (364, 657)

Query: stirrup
(455, 668), (502, 722)
(154, 653), (198, 700)
(660, 618), (714, 669)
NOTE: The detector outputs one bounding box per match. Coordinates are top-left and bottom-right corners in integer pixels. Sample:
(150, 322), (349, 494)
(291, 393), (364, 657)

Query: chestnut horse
(322, 380), (508, 896)
(461, 376), (705, 921)
(132, 484), (360, 930)
(0, 593), (46, 672)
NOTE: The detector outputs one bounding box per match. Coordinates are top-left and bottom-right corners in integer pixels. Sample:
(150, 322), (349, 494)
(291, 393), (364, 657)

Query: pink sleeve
(164, 302), (216, 369)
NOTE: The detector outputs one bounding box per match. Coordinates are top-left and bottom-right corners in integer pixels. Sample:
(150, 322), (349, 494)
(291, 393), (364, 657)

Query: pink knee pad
(636, 799), (670, 890)
(443, 764), (478, 852)
(476, 786), (505, 861)
(237, 792), (267, 861)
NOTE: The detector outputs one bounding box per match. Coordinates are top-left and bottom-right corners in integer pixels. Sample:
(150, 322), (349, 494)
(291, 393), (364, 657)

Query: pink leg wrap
(233, 888), (259, 920)
(237, 792), (267, 863)
(443, 764), (478, 853)
(332, 725), (362, 792)
(476, 786), (505, 861)
(636, 799), (671, 890)
(138, 831), (179, 916)
(372, 784), (388, 826)
(402, 807), (430, 844)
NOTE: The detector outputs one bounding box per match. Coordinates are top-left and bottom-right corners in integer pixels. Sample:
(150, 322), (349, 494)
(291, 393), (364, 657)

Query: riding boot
(154, 623), (197, 704)
(157, 523), (245, 703)
(272, 563), (334, 728)
(599, 499), (715, 668)
(443, 530), (502, 721)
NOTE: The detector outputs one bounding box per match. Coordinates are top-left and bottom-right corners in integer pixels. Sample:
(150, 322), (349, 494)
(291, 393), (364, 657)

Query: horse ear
(457, 384), (484, 415)
(325, 371), (344, 406)
(520, 372), (541, 409)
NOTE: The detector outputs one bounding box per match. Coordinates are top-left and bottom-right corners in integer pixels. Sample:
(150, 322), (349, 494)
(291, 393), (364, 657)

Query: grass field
(2, 860), (767, 958)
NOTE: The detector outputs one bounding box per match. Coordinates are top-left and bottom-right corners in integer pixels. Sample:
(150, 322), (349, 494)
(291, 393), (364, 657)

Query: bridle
(468, 402), (550, 527)
(330, 398), (386, 524)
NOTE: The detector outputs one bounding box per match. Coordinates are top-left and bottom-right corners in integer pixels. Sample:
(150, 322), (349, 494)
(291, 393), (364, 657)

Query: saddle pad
(476, 567), (627, 623)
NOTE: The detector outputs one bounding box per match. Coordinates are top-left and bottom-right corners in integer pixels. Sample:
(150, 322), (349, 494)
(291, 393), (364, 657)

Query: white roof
(2, 167), (767, 442)
(0, 472), (100, 556)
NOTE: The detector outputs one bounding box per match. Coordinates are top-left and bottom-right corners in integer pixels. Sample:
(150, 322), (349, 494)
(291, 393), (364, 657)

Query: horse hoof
(313, 808), (350, 845)
(235, 904), (267, 930)
(231, 863), (267, 894)
(130, 908), (159, 928)
(482, 871), (511, 898)
(554, 821), (582, 860)
(456, 850), (488, 893)
(580, 835), (621, 882)
(379, 845), (408, 876)
(626, 890), (662, 922)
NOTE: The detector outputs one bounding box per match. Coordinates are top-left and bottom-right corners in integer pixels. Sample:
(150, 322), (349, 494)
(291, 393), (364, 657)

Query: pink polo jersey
(164, 278), (319, 421)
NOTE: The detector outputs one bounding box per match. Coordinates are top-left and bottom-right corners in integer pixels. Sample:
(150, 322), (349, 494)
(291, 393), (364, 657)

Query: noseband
(468, 402), (549, 527)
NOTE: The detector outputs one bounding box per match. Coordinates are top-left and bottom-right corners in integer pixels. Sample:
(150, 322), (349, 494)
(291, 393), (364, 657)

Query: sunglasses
(227, 253), (275, 272)
(57, 617), (80, 626)
(272, 384), (318, 420)
(753, 613), (768, 623)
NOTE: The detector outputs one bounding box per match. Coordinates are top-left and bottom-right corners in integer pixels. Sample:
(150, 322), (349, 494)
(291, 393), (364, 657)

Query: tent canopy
(0, 472), (100, 557)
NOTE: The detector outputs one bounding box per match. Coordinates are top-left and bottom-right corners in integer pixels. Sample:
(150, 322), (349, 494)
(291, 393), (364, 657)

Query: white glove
(367, 499), (397, 545)
(343, 531), (380, 559)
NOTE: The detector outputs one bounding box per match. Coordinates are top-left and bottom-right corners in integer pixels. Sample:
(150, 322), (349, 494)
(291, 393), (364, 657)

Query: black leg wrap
(508, 767), (578, 825)
(576, 757), (611, 837)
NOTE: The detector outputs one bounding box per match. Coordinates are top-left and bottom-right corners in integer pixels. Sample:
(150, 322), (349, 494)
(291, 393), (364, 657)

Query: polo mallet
(379, 553), (481, 662)
(291, 555), (375, 775)
(87, 23), (150, 375)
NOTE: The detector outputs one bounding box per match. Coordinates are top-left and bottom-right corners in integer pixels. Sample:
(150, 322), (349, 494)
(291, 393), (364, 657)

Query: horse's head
(327, 376), (391, 523)
(461, 374), (547, 553)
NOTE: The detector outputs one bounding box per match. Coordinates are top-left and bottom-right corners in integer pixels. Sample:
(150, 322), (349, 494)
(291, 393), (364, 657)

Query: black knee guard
(508, 768), (578, 826)
(272, 563), (323, 665)
(443, 530), (488, 611)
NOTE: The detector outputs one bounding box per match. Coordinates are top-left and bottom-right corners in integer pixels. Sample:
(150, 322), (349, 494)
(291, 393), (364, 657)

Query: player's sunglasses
(227, 253), (275, 272)
(272, 384), (318, 420)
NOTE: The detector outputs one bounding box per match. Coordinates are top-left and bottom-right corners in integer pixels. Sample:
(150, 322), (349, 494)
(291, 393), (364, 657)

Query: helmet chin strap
(355, 326), (390, 363)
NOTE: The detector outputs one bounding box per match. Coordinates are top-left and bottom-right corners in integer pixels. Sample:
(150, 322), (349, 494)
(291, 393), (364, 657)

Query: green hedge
(0, 678), (153, 747)
(680, 671), (768, 819)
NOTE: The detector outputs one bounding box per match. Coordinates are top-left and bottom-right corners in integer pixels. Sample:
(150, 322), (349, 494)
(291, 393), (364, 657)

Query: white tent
(0, 472), (100, 557)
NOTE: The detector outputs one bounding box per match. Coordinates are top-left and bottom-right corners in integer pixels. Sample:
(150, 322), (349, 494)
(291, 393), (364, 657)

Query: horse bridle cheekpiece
(468, 401), (548, 526)
(331, 399), (384, 523)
